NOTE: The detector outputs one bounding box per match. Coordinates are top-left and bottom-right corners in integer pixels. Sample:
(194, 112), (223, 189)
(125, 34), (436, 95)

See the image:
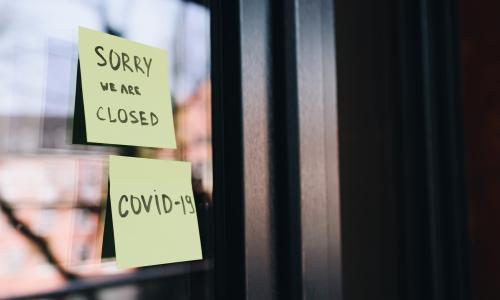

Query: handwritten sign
(109, 155), (202, 268)
(78, 27), (176, 148)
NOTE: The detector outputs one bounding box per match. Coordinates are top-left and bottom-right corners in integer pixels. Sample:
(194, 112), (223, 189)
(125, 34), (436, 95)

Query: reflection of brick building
(177, 80), (213, 196)
(0, 156), (111, 297)
(157, 80), (213, 196)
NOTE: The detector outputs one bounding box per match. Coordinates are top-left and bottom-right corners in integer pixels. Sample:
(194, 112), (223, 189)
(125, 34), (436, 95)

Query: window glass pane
(0, 1), (212, 299)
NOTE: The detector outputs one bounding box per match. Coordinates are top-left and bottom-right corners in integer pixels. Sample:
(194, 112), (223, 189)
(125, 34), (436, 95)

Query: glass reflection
(0, 0), (212, 298)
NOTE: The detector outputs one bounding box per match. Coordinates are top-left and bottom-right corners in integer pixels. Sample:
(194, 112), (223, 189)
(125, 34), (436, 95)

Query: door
(0, 1), (342, 299)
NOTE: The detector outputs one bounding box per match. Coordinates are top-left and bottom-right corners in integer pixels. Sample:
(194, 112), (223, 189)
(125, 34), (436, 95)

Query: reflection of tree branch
(0, 196), (79, 281)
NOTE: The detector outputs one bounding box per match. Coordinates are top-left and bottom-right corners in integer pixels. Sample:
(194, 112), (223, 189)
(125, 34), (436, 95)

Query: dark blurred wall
(460, 1), (500, 299)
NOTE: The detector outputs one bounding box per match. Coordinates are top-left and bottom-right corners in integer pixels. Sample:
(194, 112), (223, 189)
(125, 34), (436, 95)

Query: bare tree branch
(0, 196), (79, 281)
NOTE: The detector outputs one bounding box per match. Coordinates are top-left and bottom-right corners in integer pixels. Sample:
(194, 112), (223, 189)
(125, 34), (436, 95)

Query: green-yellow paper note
(79, 27), (176, 148)
(109, 155), (202, 268)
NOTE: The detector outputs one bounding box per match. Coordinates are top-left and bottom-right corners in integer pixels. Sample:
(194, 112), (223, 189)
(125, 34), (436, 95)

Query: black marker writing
(118, 193), (194, 218)
(95, 46), (153, 77)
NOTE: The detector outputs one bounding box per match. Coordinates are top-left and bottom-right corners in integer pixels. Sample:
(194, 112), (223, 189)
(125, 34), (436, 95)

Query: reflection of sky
(0, 0), (210, 117)
(0, 0), (104, 116)
(117, 0), (210, 101)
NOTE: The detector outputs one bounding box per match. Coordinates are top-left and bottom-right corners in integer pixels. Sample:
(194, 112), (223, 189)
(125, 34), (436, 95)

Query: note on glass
(78, 27), (176, 148)
(109, 155), (202, 268)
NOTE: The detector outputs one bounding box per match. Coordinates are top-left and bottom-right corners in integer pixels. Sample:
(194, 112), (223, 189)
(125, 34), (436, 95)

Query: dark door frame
(212, 0), (341, 299)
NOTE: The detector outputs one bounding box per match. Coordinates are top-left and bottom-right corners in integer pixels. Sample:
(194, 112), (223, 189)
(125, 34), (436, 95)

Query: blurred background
(0, 0), (212, 299)
(4, 0), (500, 299)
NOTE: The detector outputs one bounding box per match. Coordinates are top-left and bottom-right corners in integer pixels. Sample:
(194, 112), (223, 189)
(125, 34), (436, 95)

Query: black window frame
(213, 0), (341, 299)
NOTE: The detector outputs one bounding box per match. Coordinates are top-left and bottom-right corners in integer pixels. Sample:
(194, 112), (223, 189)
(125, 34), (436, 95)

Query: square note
(76, 27), (176, 148)
(109, 155), (202, 268)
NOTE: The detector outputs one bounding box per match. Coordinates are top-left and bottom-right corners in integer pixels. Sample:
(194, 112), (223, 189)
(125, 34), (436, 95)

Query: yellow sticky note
(78, 27), (176, 148)
(109, 155), (202, 268)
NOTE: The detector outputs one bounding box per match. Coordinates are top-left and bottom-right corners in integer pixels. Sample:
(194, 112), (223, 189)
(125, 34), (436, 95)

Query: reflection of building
(0, 157), (108, 297)
(174, 80), (212, 195)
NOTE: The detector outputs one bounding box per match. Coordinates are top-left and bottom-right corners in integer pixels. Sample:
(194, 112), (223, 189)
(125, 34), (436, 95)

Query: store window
(0, 1), (212, 299)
